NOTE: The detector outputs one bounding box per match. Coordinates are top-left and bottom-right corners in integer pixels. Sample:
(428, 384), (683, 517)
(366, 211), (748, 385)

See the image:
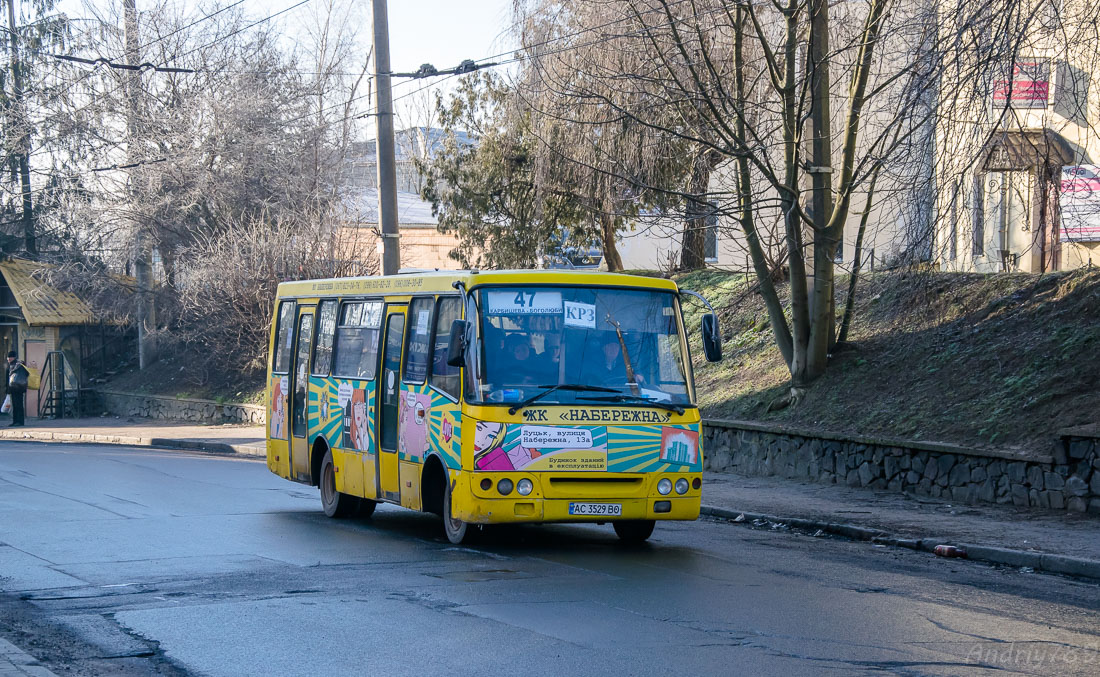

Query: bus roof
(275, 269), (680, 299)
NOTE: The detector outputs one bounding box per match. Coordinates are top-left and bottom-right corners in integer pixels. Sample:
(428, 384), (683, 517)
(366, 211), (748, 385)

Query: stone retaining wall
(96, 390), (265, 425)
(703, 419), (1100, 514)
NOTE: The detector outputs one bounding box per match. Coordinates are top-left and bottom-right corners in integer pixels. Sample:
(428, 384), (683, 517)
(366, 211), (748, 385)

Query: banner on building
(993, 61), (1050, 108)
(1060, 165), (1100, 242)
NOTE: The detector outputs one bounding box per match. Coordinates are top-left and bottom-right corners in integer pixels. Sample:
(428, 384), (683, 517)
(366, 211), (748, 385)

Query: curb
(0, 635), (58, 676)
(701, 505), (1100, 582)
(0, 429), (266, 458)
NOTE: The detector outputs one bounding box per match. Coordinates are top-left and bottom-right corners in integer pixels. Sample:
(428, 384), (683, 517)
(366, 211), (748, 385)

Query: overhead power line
(11, 0), (709, 194)
(175, 0), (312, 62)
(51, 53), (194, 73)
(133, 0), (249, 57)
(390, 59), (498, 79)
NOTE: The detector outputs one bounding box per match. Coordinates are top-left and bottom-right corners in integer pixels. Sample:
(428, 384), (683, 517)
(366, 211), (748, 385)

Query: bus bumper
(452, 495), (701, 525)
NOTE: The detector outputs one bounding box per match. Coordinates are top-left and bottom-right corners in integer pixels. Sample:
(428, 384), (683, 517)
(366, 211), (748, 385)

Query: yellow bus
(265, 270), (722, 543)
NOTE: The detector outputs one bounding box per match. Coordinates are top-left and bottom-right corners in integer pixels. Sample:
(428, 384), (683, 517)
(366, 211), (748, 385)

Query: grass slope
(680, 267), (1100, 452)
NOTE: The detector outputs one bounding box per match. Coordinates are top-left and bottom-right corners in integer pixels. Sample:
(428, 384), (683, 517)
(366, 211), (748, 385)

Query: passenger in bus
(539, 334), (562, 384)
(502, 334), (537, 384)
(590, 333), (644, 388)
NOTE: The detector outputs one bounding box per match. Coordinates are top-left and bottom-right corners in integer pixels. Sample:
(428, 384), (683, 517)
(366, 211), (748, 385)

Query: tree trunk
(732, 6), (793, 366)
(600, 211), (624, 271)
(6, 0), (35, 255)
(837, 166), (881, 344)
(680, 152), (715, 270)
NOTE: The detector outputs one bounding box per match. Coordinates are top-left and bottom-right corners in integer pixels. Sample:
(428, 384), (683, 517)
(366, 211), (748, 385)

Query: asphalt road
(1, 442), (1098, 676)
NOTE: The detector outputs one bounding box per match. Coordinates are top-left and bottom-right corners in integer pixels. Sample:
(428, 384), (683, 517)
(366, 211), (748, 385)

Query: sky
(373, 0), (516, 126)
(386, 0), (515, 78)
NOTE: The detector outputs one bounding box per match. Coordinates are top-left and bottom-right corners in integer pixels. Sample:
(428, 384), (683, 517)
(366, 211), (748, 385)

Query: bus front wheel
(320, 449), (356, 518)
(443, 479), (470, 544)
(613, 520), (655, 543)
(358, 498), (378, 518)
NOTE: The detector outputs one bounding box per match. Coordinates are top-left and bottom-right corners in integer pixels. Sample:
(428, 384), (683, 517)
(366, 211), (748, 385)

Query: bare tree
(31, 0), (378, 380)
(512, 0), (1037, 400)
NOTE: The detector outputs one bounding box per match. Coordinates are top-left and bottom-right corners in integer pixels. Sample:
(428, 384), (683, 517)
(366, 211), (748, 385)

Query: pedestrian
(6, 350), (28, 427)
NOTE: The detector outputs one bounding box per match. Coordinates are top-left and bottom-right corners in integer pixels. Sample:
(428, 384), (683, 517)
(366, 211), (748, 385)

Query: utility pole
(806, 0), (835, 360)
(372, 0), (400, 275)
(125, 0), (155, 368)
(5, 0), (36, 254)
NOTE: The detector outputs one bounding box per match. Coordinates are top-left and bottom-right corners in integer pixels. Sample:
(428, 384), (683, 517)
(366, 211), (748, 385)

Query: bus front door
(376, 306), (406, 503)
(290, 308), (315, 483)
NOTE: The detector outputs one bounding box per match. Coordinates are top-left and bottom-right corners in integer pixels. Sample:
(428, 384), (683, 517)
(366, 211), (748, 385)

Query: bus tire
(442, 479), (470, 544)
(613, 520), (655, 543)
(320, 449), (355, 518)
(358, 499), (378, 519)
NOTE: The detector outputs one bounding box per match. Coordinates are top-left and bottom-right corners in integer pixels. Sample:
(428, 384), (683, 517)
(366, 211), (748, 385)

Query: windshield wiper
(576, 394), (686, 415)
(507, 384), (619, 414)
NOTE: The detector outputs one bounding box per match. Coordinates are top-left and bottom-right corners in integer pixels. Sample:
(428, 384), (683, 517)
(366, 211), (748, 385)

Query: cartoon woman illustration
(398, 393), (431, 458)
(473, 421), (540, 471)
(270, 378), (286, 439)
(344, 389), (369, 451)
(473, 421), (511, 470)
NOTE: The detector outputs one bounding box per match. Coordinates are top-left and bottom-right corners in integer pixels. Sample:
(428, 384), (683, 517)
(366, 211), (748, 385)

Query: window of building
(272, 301), (296, 374)
(403, 297), (434, 384)
(332, 300), (384, 379)
(312, 300), (338, 376)
(431, 297), (462, 399)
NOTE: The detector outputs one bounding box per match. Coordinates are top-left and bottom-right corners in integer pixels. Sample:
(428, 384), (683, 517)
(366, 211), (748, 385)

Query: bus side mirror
(701, 313), (722, 362)
(446, 319), (470, 367)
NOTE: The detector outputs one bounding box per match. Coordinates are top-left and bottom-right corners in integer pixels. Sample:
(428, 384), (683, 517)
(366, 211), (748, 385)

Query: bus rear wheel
(320, 449), (356, 518)
(442, 479), (470, 544)
(613, 520), (655, 543)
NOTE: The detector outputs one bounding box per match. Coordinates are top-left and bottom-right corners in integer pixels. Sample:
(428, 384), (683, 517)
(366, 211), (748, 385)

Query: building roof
(343, 189), (439, 227)
(348, 127), (475, 163)
(0, 258), (94, 326)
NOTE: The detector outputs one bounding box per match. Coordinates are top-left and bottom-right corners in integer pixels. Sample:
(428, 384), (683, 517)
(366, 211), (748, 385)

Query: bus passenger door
(376, 306), (406, 503)
(290, 308), (315, 483)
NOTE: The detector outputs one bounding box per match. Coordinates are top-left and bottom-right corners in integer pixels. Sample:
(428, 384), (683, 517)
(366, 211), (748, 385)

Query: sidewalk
(0, 636), (56, 677)
(701, 472), (1100, 579)
(2, 416), (1098, 580)
(0, 416), (265, 456)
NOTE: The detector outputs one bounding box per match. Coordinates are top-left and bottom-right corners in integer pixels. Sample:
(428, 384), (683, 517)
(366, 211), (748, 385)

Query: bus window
(312, 300), (338, 376)
(272, 301), (296, 374)
(431, 296), (461, 399)
(474, 286), (691, 405)
(403, 297), (434, 384)
(464, 294), (481, 401)
(292, 313), (314, 438)
(333, 300), (383, 380)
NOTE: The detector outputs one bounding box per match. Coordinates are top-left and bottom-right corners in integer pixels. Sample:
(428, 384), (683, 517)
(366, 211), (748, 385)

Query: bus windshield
(473, 286), (693, 407)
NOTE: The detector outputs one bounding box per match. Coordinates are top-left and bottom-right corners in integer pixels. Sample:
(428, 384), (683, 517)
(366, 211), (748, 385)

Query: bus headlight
(657, 478), (672, 495)
(675, 478), (690, 495)
(497, 478), (514, 495)
(516, 478), (533, 496)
